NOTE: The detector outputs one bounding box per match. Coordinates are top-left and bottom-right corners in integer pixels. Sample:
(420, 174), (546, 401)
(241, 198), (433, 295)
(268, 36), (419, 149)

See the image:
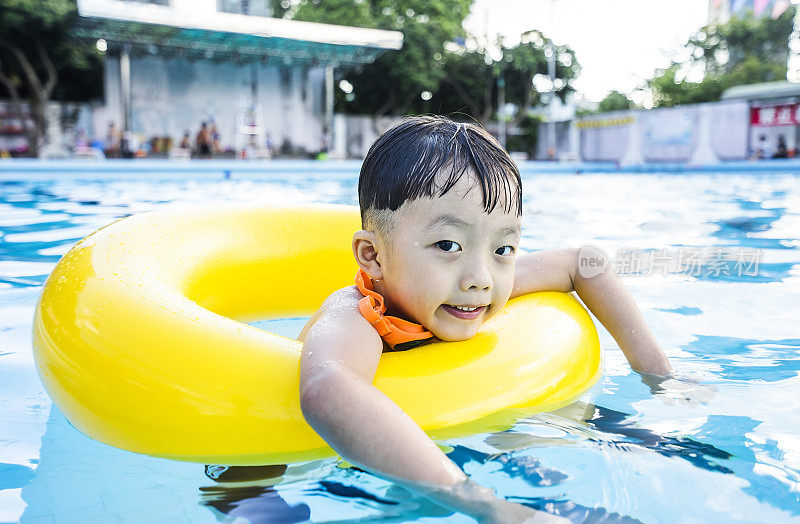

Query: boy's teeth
(452, 305), (478, 311)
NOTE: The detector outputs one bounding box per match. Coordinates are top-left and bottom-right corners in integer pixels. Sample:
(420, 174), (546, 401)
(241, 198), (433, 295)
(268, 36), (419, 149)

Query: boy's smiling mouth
(441, 304), (488, 319)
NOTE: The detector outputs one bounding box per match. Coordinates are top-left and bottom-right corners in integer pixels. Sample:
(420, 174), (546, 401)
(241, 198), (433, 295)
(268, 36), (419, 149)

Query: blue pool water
(1, 169), (800, 523)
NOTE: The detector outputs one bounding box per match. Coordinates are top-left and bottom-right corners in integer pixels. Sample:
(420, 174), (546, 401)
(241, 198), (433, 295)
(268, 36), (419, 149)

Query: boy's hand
(638, 371), (718, 407)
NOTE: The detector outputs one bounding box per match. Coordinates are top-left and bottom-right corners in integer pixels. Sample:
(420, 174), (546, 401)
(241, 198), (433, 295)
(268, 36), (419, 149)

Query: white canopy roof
(76, 0), (402, 64)
(722, 81), (800, 102)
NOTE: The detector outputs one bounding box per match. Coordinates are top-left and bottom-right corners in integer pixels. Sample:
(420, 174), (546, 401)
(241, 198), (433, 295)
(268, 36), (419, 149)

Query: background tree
(285, 0), (472, 120)
(281, 1), (579, 122)
(273, 0), (578, 155)
(275, 0), (374, 27)
(428, 33), (578, 160)
(429, 40), (497, 123)
(433, 30), (578, 154)
(499, 31), (579, 128)
(597, 90), (633, 112)
(0, 0), (103, 157)
(647, 6), (795, 107)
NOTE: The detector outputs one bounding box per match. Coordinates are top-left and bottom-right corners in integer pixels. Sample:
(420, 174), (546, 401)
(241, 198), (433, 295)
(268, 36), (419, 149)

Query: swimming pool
(1, 167), (799, 523)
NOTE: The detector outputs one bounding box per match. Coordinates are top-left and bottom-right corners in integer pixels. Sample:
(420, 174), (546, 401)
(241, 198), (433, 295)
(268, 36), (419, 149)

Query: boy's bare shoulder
(313, 285), (364, 323)
(297, 285), (381, 347)
(298, 285), (385, 381)
(320, 285), (364, 311)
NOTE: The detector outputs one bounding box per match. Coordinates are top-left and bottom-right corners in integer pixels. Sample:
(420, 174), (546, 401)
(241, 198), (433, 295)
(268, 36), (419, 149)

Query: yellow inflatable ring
(32, 204), (602, 465)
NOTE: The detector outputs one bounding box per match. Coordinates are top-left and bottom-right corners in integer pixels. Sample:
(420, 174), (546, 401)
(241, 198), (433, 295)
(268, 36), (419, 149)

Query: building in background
(572, 100), (749, 165)
(708, 0), (793, 25)
(550, 80), (800, 165)
(722, 80), (800, 156)
(74, 0), (402, 157)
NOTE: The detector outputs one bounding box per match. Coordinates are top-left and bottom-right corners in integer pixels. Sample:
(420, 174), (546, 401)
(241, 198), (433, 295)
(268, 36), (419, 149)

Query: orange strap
(355, 268), (434, 350)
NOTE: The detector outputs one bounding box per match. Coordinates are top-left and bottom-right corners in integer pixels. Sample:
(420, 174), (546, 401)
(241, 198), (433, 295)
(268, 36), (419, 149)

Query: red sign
(751, 104), (799, 127)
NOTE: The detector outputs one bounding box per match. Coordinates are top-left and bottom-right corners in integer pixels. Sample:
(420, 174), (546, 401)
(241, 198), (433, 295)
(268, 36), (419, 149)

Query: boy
(298, 115), (674, 522)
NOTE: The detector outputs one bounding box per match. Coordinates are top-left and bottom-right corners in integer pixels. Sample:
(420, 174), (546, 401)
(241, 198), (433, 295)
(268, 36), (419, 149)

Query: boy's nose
(460, 260), (492, 292)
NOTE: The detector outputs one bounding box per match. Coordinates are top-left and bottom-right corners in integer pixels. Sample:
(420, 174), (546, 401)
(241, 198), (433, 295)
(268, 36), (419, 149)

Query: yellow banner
(576, 116), (635, 129)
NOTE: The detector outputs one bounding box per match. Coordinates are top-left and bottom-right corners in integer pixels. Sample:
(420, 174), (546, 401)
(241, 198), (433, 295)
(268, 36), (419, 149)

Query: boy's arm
(299, 297), (465, 487)
(511, 248), (672, 376)
(299, 290), (562, 522)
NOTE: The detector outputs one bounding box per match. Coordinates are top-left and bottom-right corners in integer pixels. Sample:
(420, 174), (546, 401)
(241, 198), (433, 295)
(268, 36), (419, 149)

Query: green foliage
(505, 114), (541, 156)
(292, 0), (374, 26)
(648, 6), (795, 107)
(0, 0), (103, 102)
(281, 0), (580, 162)
(288, 0), (471, 117)
(501, 30), (580, 105)
(0, 0), (103, 156)
(438, 32), (577, 126)
(284, 0), (579, 129)
(723, 54), (788, 86)
(690, 6), (794, 76)
(0, 0), (75, 32)
(598, 90), (633, 112)
(430, 44), (494, 119)
(52, 47), (104, 102)
(269, 0), (292, 18)
(648, 64), (724, 107)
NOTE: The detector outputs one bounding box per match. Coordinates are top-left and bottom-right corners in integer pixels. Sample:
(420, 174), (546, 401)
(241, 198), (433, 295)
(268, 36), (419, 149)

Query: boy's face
(372, 171), (521, 342)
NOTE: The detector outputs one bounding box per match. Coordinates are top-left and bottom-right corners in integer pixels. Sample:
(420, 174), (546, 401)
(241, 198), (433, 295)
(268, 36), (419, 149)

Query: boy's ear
(352, 230), (385, 280)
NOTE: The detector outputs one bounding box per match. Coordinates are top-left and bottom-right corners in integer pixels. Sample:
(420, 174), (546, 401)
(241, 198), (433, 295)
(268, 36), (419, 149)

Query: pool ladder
(234, 103), (270, 160)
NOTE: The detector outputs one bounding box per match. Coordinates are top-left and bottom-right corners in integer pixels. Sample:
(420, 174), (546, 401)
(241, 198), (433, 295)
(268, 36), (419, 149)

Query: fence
(547, 100), (751, 164)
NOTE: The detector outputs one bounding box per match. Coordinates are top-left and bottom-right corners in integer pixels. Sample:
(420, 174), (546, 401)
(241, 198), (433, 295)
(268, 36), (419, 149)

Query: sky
(463, 0), (712, 103)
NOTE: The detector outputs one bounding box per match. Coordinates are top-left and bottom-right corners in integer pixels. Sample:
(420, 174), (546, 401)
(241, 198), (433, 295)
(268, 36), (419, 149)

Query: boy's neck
(370, 279), (417, 324)
(372, 280), (398, 316)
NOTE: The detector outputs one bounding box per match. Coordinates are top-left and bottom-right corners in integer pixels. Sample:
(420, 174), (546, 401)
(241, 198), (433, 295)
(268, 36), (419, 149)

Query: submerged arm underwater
(298, 290), (567, 523)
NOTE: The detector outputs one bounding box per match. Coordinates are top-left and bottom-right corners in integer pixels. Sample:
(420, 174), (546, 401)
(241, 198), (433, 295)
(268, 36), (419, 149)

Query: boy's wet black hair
(358, 115), (522, 232)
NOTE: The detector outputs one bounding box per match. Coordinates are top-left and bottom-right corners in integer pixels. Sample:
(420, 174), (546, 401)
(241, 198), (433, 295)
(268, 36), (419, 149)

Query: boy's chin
(430, 323), (482, 342)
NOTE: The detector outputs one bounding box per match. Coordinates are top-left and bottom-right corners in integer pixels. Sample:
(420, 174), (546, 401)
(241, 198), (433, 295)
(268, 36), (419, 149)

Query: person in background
(104, 122), (121, 158)
(195, 122), (213, 159)
(211, 122), (221, 154)
(756, 135), (774, 159)
(180, 131), (191, 151)
(773, 135), (788, 159)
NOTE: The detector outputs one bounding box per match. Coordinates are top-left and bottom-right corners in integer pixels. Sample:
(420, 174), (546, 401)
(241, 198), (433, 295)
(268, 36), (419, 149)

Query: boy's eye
(435, 240), (461, 252)
(496, 245), (515, 256)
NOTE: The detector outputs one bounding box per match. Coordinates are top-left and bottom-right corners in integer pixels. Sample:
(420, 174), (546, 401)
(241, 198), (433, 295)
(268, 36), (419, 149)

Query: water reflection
(685, 335), (800, 382)
(3, 172), (799, 523)
(200, 465), (311, 524)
